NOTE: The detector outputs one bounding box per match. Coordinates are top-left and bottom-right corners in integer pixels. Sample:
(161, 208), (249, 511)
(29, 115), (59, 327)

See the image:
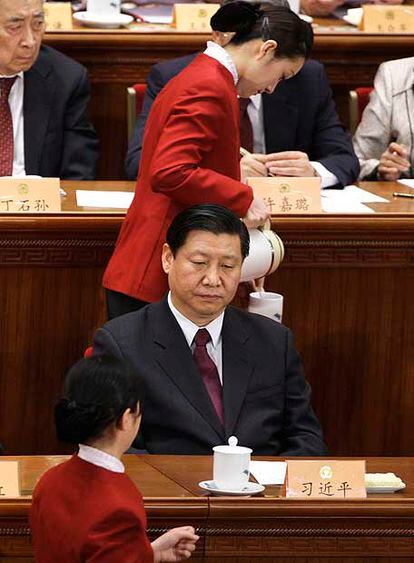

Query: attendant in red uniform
(103, 1), (313, 319)
(30, 355), (199, 562)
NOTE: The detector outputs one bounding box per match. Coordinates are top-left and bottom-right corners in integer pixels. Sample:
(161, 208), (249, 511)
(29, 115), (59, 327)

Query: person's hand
(265, 151), (316, 177)
(378, 142), (410, 181)
(300, 0), (344, 17)
(240, 153), (268, 182)
(152, 526), (199, 562)
(243, 196), (269, 228)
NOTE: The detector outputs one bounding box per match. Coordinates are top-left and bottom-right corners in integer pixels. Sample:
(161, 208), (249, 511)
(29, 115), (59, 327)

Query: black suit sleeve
(59, 66), (99, 180)
(125, 65), (167, 180)
(309, 65), (359, 187)
(279, 330), (327, 456)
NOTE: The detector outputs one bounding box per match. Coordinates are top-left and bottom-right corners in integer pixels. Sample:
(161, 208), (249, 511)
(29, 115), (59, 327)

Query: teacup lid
(213, 435), (252, 454)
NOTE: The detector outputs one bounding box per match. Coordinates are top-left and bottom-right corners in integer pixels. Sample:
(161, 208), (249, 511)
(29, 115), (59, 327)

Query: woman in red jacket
(30, 355), (199, 562)
(104, 2), (313, 318)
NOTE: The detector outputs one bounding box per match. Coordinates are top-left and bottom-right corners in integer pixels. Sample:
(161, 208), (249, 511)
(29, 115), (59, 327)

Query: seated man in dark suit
(93, 204), (326, 456)
(0, 0), (98, 179)
(125, 54), (359, 188)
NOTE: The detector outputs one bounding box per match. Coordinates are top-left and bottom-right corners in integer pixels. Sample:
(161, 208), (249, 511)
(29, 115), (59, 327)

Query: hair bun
(54, 398), (111, 445)
(211, 1), (262, 35)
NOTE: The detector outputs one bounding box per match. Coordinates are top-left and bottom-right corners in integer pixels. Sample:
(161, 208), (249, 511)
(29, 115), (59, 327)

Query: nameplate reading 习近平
(0, 461), (20, 498)
(286, 460), (366, 500)
(172, 3), (220, 32)
(247, 176), (322, 214)
(44, 2), (73, 31)
(0, 178), (61, 213)
(360, 5), (414, 33)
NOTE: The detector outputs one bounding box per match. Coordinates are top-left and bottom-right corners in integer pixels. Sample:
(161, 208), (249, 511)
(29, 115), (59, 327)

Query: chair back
(349, 87), (373, 134)
(127, 83), (147, 141)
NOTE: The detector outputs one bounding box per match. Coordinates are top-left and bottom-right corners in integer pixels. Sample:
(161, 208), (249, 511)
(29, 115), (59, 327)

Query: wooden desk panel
(43, 24), (414, 179)
(0, 182), (413, 457)
(1, 455), (414, 562)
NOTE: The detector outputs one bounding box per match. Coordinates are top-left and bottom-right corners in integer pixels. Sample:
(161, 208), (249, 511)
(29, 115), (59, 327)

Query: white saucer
(366, 483), (406, 494)
(198, 480), (265, 496)
(73, 11), (134, 29)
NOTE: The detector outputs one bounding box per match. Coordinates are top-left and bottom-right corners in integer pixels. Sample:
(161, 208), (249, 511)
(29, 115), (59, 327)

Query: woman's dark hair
(55, 355), (145, 445)
(166, 204), (250, 260)
(211, 1), (313, 59)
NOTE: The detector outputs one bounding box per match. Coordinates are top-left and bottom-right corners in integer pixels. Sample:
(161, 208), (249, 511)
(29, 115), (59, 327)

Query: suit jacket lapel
(23, 51), (54, 174)
(262, 84), (299, 153)
(221, 308), (254, 438)
(151, 300), (225, 441)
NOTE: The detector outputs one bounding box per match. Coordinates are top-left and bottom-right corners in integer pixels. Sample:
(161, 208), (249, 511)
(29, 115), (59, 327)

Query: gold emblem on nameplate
(18, 183), (29, 195)
(320, 465), (333, 480)
(279, 183), (290, 193)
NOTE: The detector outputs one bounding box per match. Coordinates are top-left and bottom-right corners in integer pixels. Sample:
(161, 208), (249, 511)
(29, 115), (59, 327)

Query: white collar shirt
(78, 444), (125, 473)
(0, 72), (25, 177)
(167, 292), (224, 384)
(203, 40), (238, 86)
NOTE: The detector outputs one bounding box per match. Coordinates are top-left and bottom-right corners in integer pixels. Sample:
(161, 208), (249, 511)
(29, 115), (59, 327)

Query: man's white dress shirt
(168, 292), (224, 384)
(0, 72), (25, 176)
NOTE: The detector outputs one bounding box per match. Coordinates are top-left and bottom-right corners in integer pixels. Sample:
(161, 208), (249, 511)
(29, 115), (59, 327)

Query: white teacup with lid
(213, 436), (252, 491)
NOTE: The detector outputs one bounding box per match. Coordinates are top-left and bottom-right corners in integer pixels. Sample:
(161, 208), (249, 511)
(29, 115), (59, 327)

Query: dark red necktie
(239, 97), (254, 154)
(0, 77), (17, 177)
(193, 328), (224, 426)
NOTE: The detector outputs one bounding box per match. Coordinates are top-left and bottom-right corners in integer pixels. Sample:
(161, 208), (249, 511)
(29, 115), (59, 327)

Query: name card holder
(172, 3), (220, 32)
(286, 460), (366, 500)
(0, 461), (20, 498)
(360, 5), (414, 33)
(0, 178), (61, 213)
(44, 2), (73, 31)
(247, 176), (322, 214)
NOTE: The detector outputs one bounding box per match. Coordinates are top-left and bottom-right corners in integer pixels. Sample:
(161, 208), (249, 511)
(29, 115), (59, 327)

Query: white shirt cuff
(310, 161), (340, 188)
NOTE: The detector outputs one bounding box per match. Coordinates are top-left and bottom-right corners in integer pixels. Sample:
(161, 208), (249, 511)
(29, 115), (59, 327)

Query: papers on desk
(398, 179), (414, 189)
(76, 190), (134, 209)
(321, 185), (388, 213)
(249, 461), (287, 485)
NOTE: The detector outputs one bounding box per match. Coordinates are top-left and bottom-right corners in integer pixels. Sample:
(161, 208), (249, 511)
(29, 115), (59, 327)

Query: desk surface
(2, 454), (414, 506)
(57, 180), (414, 214)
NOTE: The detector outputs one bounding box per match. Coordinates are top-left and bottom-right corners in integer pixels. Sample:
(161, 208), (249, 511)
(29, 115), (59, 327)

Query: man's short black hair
(166, 204), (250, 259)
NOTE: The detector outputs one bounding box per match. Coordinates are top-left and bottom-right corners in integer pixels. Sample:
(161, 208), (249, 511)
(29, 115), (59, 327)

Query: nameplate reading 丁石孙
(286, 460), (366, 499)
(247, 176), (322, 214)
(360, 5), (414, 33)
(172, 3), (220, 32)
(0, 461), (20, 498)
(0, 178), (61, 213)
(44, 2), (73, 31)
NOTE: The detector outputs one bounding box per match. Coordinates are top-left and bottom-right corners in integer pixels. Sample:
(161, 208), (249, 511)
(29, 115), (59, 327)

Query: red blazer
(30, 455), (154, 563)
(103, 54), (253, 302)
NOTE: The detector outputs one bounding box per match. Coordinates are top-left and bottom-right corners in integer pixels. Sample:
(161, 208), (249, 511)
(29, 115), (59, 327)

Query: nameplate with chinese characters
(0, 461), (20, 498)
(44, 2), (73, 31)
(247, 176), (321, 214)
(172, 3), (220, 32)
(360, 5), (414, 33)
(0, 178), (61, 213)
(286, 460), (366, 500)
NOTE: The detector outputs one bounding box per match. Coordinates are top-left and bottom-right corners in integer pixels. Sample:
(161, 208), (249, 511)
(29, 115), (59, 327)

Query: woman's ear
(258, 39), (277, 60)
(212, 30), (236, 46)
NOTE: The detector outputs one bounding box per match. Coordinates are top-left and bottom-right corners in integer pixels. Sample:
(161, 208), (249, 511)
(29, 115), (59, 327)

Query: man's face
(162, 230), (244, 325)
(0, 0), (44, 75)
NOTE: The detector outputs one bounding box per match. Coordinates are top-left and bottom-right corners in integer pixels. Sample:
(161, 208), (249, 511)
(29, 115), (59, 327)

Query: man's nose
(202, 265), (221, 286)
